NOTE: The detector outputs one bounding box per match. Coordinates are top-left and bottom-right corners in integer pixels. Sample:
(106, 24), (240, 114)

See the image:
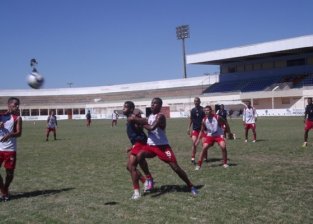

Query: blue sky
(1, 0), (313, 89)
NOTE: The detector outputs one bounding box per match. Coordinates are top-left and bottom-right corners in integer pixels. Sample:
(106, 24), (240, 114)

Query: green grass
(0, 117), (313, 223)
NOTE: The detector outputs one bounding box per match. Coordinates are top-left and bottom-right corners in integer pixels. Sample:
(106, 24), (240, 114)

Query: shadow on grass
(10, 187), (74, 200)
(149, 184), (204, 198)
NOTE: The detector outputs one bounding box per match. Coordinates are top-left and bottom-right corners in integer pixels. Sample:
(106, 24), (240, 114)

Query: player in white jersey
(0, 97), (22, 201)
(242, 101), (257, 143)
(46, 110), (57, 141)
(136, 97), (198, 196)
(195, 105), (231, 170)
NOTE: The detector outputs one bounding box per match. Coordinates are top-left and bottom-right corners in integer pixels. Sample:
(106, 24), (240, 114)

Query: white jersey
(243, 107), (257, 124)
(147, 114), (169, 146)
(0, 114), (19, 151)
(204, 114), (224, 137)
(47, 115), (57, 128)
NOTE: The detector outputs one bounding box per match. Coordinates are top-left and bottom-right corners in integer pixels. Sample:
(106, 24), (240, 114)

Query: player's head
(246, 101), (251, 108)
(220, 104), (224, 110)
(308, 98), (312, 104)
(151, 97), (162, 114)
(50, 110), (55, 115)
(123, 101), (135, 116)
(204, 105), (213, 116)
(194, 97), (201, 107)
(7, 97), (20, 114)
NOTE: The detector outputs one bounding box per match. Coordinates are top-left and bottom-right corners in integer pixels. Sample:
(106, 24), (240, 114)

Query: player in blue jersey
(187, 97), (207, 164)
(123, 101), (154, 200)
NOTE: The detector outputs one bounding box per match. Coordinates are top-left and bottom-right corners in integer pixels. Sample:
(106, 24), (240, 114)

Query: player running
(303, 97), (313, 147)
(137, 97), (198, 196)
(123, 101), (154, 200)
(195, 105), (231, 170)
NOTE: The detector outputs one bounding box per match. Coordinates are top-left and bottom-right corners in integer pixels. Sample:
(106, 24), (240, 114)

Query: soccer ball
(27, 72), (44, 89)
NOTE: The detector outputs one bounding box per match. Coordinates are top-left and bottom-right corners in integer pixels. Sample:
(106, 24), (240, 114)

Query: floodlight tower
(176, 25), (190, 79)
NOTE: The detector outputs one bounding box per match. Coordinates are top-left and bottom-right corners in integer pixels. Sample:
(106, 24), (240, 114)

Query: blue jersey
(190, 106), (205, 131)
(126, 122), (147, 145)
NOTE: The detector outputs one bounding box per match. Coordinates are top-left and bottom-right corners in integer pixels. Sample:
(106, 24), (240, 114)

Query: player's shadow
(205, 158), (238, 167)
(149, 184), (204, 198)
(10, 187), (74, 200)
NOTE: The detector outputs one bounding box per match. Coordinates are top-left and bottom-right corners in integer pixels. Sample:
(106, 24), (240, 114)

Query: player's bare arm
(0, 117), (22, 142)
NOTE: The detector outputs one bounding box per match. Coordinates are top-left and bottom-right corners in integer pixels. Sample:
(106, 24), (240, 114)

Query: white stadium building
(1, 34), (313, 120)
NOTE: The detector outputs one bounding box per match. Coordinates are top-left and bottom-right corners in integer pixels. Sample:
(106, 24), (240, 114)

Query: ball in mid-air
(27, 72), (44, 89)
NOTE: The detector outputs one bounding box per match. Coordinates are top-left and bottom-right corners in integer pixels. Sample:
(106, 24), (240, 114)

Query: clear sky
(1, 0), (313, 89)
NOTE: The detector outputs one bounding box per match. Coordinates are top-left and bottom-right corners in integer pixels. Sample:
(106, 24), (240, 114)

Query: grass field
(0, 117), (313, 223)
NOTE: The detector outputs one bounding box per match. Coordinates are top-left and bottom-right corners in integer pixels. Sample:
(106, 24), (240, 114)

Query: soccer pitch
(0, 117), (312, 223)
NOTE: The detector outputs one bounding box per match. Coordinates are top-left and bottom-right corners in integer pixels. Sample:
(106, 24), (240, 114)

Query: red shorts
(0, 151), (16, 170)
(203, 135), (225, 145)
(130, 141), (146, 156)
(245, 123), (256, 130)
(191, 130), (205, 138)
(305, 120), (313, 131)
(143, 145), (177, 163)
(47, 128), (56, 132)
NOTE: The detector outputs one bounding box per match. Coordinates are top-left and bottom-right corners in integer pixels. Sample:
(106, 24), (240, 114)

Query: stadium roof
(187, 34), (313, 65)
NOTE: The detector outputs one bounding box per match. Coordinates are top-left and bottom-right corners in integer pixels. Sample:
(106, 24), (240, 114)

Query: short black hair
(153, 97), (163, 106)
(8, 97), (20, 105)
(124, 101), (135, 110)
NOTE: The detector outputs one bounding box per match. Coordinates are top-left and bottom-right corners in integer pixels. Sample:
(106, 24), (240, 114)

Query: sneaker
(252, 140), (256, 143)
(130, 192), (141, 200)
(302, 142), (308, 147)
(191, 186), (198, 196)
(1, 194), (10, 202)
(195, 165), (201, 171)
(191, 159), (196, 165)
(144, 178), (154, 193)
(223, 164), (229, 168)
(244, 139), (248, 143)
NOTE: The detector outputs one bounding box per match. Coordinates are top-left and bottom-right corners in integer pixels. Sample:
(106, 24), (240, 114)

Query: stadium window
(253, 63), (261, 70)
(57, 109), (64, 115)
(228, 66), (236, 73)
(281, 98), (290, 104)
(262, 61), (273, 69)
(307, 56), (313, 65)
(40, 109), (48, 116)
(22, 109), (30, 116)
(275, 60), (286, 68)
(245, 64), (253, 72)
(80, 108), (85, 114)
(287, 58), (305, 67)
(237, 64), (244, 72)
(73, 108), (79, 115)
(31, 109), (39, 116)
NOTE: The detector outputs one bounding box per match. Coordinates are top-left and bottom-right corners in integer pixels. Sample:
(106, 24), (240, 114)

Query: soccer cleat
(191, 186), (198, 196)
(302, 142), (308, 147)
(130, 192), (141, 200)
(252, 140), (256, 143)
(191, 159), (196, 165)
(223, 164), (229, 168)
(1, 194), (10, 202)
(144, 178), (154, 193)
(244, 139), (248, 143)
(195, 165), (201, 171)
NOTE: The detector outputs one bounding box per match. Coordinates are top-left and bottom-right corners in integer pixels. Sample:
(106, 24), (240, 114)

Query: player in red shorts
(243, 101), (257, 143)
(187, 97), (207, 164)
(137, 97), (198, 196)
(46, 110), (57, 141)
(195, 105), (232, 170)
(0, 97), (22, 201)
(123, 101), (154, 200)
(303, 97), (313, 147)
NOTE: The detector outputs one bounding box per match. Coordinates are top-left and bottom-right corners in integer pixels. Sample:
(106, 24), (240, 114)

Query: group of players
(123, 96), (259, 199)
(0, 96), (311, 201)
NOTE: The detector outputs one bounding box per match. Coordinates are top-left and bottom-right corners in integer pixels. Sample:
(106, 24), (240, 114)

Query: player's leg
(218, 140), (228, 168)
(46, 128), (50, 141)
(244, 126), (249, 142)
(252, 124), (257, 142)
(127, 154), (141, 199)
(196, 140), (213, 170)
(53, 129), (57, 140)
(2, 169), (14, 201)
(167, 161), (198, 195)
(191, 134), (198, 164)
(137, 150), (156, 193)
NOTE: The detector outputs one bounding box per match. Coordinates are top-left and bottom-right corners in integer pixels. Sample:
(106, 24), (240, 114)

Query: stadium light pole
(176, 25), (190, 79)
